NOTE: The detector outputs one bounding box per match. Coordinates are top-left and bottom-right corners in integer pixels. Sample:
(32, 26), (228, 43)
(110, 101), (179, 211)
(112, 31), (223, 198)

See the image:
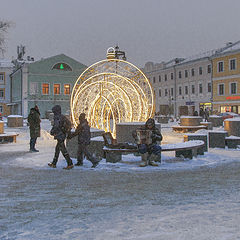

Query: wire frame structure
(70, 58), (155, 137)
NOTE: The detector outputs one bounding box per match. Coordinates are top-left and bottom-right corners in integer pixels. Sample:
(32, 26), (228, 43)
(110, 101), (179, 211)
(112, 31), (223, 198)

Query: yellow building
(212, 43), (240, 114)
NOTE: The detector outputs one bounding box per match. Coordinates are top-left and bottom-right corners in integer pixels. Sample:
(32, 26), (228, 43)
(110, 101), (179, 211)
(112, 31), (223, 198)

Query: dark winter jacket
(50, 105), (68, 141)
(27, 108), (41, 138)
(132, 118), (162, 145)
(71, 119), (91, 145)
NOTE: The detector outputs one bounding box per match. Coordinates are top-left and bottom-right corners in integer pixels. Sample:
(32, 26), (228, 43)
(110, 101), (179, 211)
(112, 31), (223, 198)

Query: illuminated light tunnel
(71, 57), (155, 137)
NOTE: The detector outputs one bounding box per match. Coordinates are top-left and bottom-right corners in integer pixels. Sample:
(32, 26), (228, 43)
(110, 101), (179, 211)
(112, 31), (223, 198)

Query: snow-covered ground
(1, 119), (240, 239)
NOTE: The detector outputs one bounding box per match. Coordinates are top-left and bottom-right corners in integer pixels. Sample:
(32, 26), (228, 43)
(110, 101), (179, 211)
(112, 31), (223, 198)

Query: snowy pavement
(1, 120), (240, 239)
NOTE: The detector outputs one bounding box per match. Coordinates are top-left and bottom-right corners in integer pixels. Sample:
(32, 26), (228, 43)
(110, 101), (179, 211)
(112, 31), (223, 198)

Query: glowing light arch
(71, 58), (155, 137)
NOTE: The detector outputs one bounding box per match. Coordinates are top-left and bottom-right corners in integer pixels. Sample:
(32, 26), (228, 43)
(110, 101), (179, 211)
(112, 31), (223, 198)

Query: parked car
(218, 112), (239, 120)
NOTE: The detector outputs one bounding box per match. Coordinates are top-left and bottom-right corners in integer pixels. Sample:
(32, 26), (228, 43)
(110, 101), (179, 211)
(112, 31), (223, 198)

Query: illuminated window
(52, 63), (72, 71)
(54, 84), (60, 95)
(42, 83), (49, 95)
(0, 89), (4, 98)
(64, 84), (70, 95)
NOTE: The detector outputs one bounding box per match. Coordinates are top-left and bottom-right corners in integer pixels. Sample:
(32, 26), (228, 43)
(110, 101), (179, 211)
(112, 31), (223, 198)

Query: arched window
(52, 63), (72, 71)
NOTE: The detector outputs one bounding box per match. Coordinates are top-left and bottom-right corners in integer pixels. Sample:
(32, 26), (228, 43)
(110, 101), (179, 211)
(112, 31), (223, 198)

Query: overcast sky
(1, 0), (240, 67)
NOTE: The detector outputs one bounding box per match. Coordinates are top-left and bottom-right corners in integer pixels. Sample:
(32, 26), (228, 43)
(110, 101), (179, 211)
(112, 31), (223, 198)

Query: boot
(75, 161), (83, 166)
(149, 160), (158, 167)
(48, 163), (56, 168)
(91, 159), (100, 168)
(149, 154), (159, 166)
(63, 165), (74, 170)
(139, 153), (148, 167)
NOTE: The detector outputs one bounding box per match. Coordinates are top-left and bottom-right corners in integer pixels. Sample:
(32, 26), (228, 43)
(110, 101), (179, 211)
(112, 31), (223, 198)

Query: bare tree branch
(0, 20), (11, 56)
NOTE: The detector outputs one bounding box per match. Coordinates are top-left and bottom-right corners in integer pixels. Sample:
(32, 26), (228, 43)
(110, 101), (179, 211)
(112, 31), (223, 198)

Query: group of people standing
(27, 104), (99, 170)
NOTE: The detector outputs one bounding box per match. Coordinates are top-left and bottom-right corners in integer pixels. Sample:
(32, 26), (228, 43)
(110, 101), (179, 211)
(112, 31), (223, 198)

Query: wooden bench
(103, 140), (205, 163)
(0, 132), (19, 143)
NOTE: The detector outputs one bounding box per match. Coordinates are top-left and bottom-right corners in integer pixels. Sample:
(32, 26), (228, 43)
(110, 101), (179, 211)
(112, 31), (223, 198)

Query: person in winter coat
(68, 113), (99, 168)
(204, 107), (210, 122)
(27, 105), (41, 152)
(132, 118), (162, 167)
(199, 108), (204, 119)
(48, 105), (74, 170)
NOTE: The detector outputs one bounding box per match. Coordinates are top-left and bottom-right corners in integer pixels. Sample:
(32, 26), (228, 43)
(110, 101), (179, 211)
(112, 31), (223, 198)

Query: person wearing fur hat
(132, 118), (162, 167)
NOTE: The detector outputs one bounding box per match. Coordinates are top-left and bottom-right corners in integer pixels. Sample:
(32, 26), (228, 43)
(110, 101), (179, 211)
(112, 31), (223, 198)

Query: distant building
(143, 55), (212, 116)
(143, 41), (240, 116)
(0, 59), (14, 116)
(211, 41), (240, 114)
(10, 54), (87, 118)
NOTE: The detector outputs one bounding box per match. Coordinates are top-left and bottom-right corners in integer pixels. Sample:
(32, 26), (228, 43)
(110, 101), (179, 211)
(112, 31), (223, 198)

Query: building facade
(10, 54), (87, 118)
(143, 55), (212, 117)
(211, 42), (240, 114)
(0, 59), (13, 116)
(143, 41), (240, 117)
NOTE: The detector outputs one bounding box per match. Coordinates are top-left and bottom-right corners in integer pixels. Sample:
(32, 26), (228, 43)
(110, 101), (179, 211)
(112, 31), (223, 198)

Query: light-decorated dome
(71, 58), (155, 137)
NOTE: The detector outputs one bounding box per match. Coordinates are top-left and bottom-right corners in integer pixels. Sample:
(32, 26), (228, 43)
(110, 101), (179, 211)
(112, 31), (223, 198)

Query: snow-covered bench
(0, 132), (19, 143)
(103, 140), (205, 163)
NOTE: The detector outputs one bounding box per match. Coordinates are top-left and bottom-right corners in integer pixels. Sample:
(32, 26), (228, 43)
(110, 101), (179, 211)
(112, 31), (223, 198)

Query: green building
(10, 54), (87, 118)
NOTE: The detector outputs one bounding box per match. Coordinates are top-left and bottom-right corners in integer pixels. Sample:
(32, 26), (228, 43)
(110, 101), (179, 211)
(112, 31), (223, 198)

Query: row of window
(157, 83), (212, 97)
(157, 82), (238, 97)
(30, 83), (71, 95)
(152, 65), (211, 83)
(217, 58), (237, 72)
(218, 82), (237, 95)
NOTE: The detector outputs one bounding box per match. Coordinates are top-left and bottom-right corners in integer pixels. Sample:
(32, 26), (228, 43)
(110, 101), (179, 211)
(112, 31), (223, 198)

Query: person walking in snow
(48, 105), (74, 170)
(68, 113), (99, 168)
(27, 105), (41, 152)
(132, 118), (162, 167)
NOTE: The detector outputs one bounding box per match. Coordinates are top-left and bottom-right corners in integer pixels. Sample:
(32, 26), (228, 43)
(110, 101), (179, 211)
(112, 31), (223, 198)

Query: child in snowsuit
(48, 105), (74, 170)
(69, 113), (99, 168)
(132, 118), (162, 167)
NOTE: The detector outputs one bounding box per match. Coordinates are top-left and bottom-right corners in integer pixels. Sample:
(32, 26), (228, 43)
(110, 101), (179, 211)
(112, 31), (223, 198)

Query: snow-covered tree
(0, 20), (11, 56)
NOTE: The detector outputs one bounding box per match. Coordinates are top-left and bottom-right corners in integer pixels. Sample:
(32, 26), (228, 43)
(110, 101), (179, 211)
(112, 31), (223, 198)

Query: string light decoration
(70, 47), (155, 137)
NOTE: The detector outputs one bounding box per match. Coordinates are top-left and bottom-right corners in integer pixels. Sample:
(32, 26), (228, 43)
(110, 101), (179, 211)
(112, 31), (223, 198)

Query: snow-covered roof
(0, 59), (14, 68)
